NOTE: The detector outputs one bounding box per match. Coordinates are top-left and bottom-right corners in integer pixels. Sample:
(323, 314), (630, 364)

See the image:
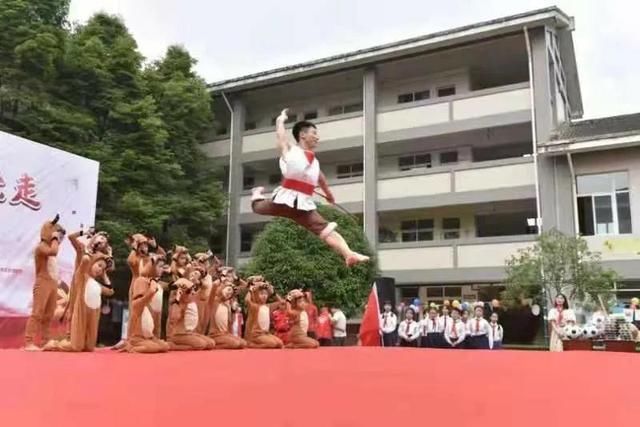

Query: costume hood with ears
(247, 275), (274, 294)
(140, 246), (167, 277)
(286, 289), (305, 304)
(125, 233), (149, 251)
(40, 214), (65, 243)
(172, 246), (191, 263)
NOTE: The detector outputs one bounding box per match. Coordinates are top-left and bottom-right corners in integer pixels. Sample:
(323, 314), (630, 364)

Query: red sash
(282, 179), (315, 196)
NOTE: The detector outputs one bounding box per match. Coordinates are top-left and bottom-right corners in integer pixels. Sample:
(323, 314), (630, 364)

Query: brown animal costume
(24, 215), (66, 351)
(166, 278), (216, 351)
(285, 289), (319, 349)
(45, 253), (114, 352)
(165, 245), (192, 337)
(193, 252), (219, 334)
(64, 229), (112, 338)
(112, 234), (159, 350)
(124, 253), (170, 353)
(207, 266), (247, 349)
(243, 276), (284, 349)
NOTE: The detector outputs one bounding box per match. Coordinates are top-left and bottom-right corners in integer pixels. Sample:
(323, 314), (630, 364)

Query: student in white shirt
(489, 312), (504, 349)
(419, 305), (440, 348)
(398, 308), (420, 347)
(444, 306), (467, 348)
(379, 301), (398, 347)
(466, 304), (492, 350)
(437, 305), (451, 348)
(330, 306), (347, 346)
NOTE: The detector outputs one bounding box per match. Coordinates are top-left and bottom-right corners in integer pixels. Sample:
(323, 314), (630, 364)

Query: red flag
(359, 283), (381, 346)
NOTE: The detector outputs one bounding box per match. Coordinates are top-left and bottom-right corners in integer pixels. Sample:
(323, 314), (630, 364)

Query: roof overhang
(209, 7), (572, 94)
(539, 132), (640, 156)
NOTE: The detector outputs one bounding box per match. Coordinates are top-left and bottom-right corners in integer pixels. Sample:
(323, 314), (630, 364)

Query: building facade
(203, 7), (640, 304)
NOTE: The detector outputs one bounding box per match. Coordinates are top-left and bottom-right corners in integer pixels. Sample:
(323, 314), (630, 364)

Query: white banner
(0, 131), (99, 316)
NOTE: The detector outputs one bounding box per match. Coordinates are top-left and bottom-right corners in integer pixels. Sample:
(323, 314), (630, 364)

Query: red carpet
(0, 347), (637, 427)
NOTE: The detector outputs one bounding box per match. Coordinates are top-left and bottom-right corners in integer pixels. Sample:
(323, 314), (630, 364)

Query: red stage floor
(1, 347), (637, 427)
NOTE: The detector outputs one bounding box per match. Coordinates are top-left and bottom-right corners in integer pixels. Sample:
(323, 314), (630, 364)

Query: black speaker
(375, 277), (396, 309)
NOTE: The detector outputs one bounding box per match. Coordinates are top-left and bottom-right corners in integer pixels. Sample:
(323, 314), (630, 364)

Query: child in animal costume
(24, 215), (66, 351)
(165, 246), (192, 337)
(243, 276), (284, 349)
(124, 253), (170, 354)
(251, 109), (369, 267)
(192, 252), (216, 334)
(285, 289), (319, 349)
(64, 229), (112, 337)
(207, 266), (247, 349)
(45, 253), (115, 352)
(166, 278), (216, 351)
(112, 234), (158, 350)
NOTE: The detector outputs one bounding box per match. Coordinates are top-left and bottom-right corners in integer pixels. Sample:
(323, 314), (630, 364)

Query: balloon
(491, 299), (500, 308)
(531, 304), (541, 316)
(461, 302), (469, 310)
(443, 300), (451, 306)
(631, 297), (639, 307)
(452, 300), (460, 309)
(413, 298), (421, 306)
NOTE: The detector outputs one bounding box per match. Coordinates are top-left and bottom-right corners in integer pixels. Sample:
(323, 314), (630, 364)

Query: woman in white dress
(547, 293), (576, 352)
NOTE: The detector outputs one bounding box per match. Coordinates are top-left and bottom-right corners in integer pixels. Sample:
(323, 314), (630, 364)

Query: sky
(68, 0), (640, 119)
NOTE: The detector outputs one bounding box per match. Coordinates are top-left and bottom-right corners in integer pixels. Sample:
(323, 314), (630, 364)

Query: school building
(202, 7), (640, 304)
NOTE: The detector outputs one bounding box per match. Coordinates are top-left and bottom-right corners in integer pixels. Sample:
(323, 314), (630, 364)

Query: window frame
(576, 171), (632, 236)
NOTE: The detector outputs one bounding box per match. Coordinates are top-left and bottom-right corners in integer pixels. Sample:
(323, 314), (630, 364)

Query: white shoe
(24, 343), (42, 352)
(251, 186), (265, 201)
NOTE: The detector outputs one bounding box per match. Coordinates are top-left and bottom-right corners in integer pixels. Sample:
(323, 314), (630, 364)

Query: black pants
(382, 331), (398, 347)
(318, 338), (332, 347)
(333, 337), (346, 346)
(468, 335), (490, 349)
(400, 339), (418, 348)
(420, 333), (440, 348)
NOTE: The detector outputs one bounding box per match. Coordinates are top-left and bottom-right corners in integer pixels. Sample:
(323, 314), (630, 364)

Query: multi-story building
(203, 7), (640, 305)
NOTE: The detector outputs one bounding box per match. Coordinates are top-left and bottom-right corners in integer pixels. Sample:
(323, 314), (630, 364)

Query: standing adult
(548, 293), (576, 352)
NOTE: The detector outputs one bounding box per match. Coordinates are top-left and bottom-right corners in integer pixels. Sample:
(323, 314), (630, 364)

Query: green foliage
(243, 205), (377, 316)
(0, 5), (225, 284)
(502, 229), (618, 309)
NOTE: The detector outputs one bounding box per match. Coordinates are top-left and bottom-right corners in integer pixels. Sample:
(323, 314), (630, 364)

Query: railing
(377, 235), (535, 271)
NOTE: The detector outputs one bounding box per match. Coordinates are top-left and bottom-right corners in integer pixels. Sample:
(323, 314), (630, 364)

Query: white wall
(377, 69), (470, 107)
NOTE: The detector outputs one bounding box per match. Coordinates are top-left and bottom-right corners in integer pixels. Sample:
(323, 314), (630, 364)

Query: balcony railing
(377, 235), (535, 272)
(238, 157), (534, 215)
(202, 83), (530, 159)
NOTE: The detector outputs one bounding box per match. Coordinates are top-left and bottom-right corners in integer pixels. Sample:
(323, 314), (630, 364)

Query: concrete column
(363, 68), (378, 250)
(225, 97), (244, 267)
(529, 27), (574, 234)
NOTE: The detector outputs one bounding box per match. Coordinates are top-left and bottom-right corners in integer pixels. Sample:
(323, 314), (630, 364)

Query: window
(401, 219), (434, 242)
(577, 172), (631, 236)
(398, 153), (432, 171)
(344, 103), (363, 113)
(243, 175), (255, 190)
(329, 103), (363, 116)
(414, 89), (430, 101)
(397, 93), (414, 104)
(397, 90), (430, 104)
(269, 174), (281, 185)
(443, 286), (462, 298)
(328, 106), (343, 116)
(271, 113), (298, 125)
(240, 230), (254, 253)
(244, 121), (256, 131)
(304, 111), (318, 120)
(400, 287), (419, 300)
(440, 151), (458, 165)
(336, 162), (363, 179)
(427, 287), (443, 298)
(442, 218), (460, 240)
(437, 86), (456, 97)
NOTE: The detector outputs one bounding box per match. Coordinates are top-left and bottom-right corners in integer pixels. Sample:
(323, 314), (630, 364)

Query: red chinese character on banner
(9, 173), (42, 211)
(0, 173), (6, 203)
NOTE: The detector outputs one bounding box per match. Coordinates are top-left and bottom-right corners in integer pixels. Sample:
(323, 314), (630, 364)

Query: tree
(502, 229), (618, 310)
(0, 8), (226, 291)
(242, 206), (377, 316)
